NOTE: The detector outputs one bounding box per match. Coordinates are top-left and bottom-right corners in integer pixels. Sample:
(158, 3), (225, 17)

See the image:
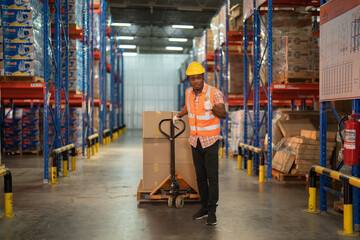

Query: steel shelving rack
(242, 0), (320, 177)
(317, 0), (360, 231)
(99, 0), (107, 144)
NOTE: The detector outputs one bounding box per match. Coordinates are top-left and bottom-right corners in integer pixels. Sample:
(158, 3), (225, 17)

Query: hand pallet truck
(141, 118), (200, 208)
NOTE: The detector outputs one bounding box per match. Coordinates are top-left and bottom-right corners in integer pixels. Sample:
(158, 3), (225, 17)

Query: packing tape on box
(154, 182), (158, 188)
(155, 111), (161, 117)
(154, 158), (159, 173)
(155, 129), (160, 138)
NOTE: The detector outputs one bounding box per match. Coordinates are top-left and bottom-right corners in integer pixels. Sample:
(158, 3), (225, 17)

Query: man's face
(189, 74), (204, 92)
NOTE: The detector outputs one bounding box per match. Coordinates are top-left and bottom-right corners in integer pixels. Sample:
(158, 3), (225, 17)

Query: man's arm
(212, 103), (227, 119)
(178, 105), (188, 117)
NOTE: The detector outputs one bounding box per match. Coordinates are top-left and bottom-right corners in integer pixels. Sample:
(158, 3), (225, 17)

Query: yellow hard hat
(186, 62), (205, 76)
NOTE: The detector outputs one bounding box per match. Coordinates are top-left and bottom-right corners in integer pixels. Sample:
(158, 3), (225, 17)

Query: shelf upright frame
(120, 48), (124, 127)
(224, 0), (229, 156)
(243, 18), (249, 170)
(81, 0), (86, 155)
(117, 38), (121, 129)
(90, 0), (94, 135)
(110, 26), (115, 139)
(267, 0), (273, 178)
(43, 0), (50, 183)
(205, 29), (208, 83)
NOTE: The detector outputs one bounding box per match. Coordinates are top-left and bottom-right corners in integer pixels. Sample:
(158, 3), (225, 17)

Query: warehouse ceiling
(109, 0), (230, 54)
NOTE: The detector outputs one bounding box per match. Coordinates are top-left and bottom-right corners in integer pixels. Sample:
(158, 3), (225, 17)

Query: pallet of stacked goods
(0, 0), (45, 81)
(22, 107), (41, 155)
(259, 12), (319, 85)
(67, 108), (82, 154)
(3, 108), (22, 155)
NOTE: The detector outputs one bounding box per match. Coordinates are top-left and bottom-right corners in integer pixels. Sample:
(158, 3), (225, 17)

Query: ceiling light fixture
(123, 52), (138, 56)
(117, 36), (134, 40)
(111, 23), (132, 27)
(119, 45), (136, 49)
(169, 38), (188, 42)
(166, 46), (184, 51)
(171, 25), (194, 29)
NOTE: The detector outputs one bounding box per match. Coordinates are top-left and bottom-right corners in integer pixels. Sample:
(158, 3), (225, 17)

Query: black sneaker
(206, 213), (217, 225)
(192, 208), (208, 220)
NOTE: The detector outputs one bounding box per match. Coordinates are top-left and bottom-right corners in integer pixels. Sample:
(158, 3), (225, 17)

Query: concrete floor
(0, 130), (351, 240)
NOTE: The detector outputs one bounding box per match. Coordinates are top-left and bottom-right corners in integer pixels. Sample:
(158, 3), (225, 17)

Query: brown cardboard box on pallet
(143, 111), (172, 139)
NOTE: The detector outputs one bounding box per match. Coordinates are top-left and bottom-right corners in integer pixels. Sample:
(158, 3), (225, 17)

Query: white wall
(124, 54), (188, 129)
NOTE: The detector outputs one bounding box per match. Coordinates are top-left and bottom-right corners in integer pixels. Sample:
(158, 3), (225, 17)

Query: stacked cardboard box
(93, 60), (100, 99)
(22, 108), (41, 151)
(1, 0), (45, 77)
(4, 108), (22, 152)
(61, 39), (84, 93)
(272, 131), (336, 175)
(142, 111), (196, 191)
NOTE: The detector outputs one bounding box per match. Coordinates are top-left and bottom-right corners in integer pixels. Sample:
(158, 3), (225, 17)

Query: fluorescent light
(169, 38), (188, 42)
(171, 25), (194, 29)
(117, 36), (134, 40)
(166, 46), (184, 51)
(119, 45), (136, 49)
(123, 52), (138, 56)
(111, 23), (131, 27)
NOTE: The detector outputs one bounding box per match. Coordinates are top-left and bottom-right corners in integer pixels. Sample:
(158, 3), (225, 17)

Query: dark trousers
(191, 139), (219, 213)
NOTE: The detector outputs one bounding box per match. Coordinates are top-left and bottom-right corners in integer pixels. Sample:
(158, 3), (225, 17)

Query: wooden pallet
(3, 150), (42, 157)
(271, 169), (308, 184)
(274, 76), (319, 84)
(228, 151), (237, 158)
(0, 76), (44, 83)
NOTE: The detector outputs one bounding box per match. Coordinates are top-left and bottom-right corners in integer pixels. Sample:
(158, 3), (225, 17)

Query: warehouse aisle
(0, 130), (349, 240)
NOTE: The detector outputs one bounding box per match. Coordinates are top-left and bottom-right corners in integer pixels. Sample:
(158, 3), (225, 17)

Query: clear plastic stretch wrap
(0, 0), (50, 77)
(229, 110), (266, 154)
(93, 12), (100, 50)
(259, 12), (318, 84)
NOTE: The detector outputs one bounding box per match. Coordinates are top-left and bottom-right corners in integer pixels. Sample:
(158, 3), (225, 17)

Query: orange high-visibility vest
(185, 84), (220, 136)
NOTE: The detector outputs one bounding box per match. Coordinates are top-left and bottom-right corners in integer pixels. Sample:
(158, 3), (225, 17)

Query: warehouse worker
(173, 62), (227, 226)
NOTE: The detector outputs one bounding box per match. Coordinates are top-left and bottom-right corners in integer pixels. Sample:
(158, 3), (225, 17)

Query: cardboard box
(1, 9), (32, 26)
(3, 26), (33, 43)
(143, 111), (173, 139)
(230, 3), (242, 19)
(143, 138), (171, 164)
(0, 59), (4, 75)
(3, 43), (33, 59)
(278, 118), (316, 137)
(300, 130), (336, 142)
(4, 59), (34, 75)
(272, 150), (296, 174)
(174, 137), (193, 164)
(1, 0), (31, 9)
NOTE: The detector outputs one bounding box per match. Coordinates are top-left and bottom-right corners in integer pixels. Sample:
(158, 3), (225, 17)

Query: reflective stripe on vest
(196, 124), (220, 131)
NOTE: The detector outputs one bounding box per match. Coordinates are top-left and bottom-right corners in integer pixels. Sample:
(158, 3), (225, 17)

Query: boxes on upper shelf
(1, 9), (32, 26)
(3, 26), (33, 43)
(4, 59), (34, 75)
(22, 108), (39, 119)
(1, 0), (31, 10)
(3, 43), (34, 59)
(22, 118), (39, 130)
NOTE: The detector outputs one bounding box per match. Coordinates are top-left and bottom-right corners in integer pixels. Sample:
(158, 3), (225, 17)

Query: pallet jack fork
(148, 119), (200, 208)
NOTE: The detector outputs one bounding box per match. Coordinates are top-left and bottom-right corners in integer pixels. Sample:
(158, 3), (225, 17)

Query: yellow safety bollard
(71, 154), (76, 171)
(305, 171), (320, 214)
(259, 165), (265, 183)
(103, 138), (106, 146)
(339, 182), (359, 236)
(1, 170), (15, 219)
(219, 147), (224, 158)
(259, 153), (265, 183)
(96, 140), (99, 152)
(62, 152), (68, 177)
(92, 144), (95, 156)
(237, 146), (242, 170)
(247, 150), (252, 176)
(51, 153), (58, 184)
(87, 146), (91, 159)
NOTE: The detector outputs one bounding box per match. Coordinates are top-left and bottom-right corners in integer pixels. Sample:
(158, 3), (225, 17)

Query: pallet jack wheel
(175, 196), (184, 208)
(168, 196), (175, 208)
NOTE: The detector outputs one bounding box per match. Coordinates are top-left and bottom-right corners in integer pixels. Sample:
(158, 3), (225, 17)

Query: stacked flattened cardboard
(272, 117), (337, 176)
(141, 111), (197, 191)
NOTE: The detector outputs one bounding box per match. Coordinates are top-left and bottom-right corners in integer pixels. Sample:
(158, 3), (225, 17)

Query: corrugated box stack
(1, 0), (46, 78)
(141, 111), (197, 191)
(22, 108), (41, 152)
(271, 111), (339, 179)
(260, 12), (319, 85)
(4, 108), (23, 153)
